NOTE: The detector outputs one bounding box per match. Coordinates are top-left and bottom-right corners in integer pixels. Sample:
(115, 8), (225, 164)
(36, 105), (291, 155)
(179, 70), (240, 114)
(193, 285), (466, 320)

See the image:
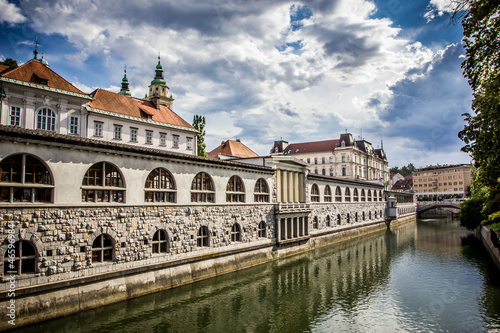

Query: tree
(193, 115), (208, 157)
(1, 58), (18, 69)
(458, 0), (500, 189)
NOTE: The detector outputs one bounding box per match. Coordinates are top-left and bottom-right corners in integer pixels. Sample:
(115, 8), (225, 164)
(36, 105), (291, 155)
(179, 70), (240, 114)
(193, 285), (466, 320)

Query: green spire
(151, 55), (167, 86)
(119, 67), (132, 96)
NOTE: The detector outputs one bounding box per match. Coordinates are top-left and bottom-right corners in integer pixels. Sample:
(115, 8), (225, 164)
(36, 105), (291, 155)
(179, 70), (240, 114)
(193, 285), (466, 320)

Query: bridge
(417, 202), (461, 218)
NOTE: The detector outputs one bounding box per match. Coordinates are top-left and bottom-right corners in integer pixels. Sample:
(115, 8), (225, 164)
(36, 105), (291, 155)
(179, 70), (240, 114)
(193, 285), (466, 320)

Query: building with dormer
(0, 51), (197, 155)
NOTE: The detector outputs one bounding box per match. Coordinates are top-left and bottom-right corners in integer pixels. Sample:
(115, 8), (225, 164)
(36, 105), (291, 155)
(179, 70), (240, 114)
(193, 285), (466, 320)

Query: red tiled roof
(285, 139), (340, 155)
(208, 140), (259, 159)
(0, 64), (11, 75)
(89, 89), (194, 129)
(0, 60), (88, 96)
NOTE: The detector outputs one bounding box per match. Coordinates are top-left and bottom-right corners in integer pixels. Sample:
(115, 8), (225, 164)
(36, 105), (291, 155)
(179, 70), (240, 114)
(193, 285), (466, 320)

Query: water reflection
(12, 219), (500, 333)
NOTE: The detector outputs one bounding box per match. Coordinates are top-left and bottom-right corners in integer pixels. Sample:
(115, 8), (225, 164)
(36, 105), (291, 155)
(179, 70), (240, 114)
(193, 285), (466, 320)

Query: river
(12, 218), (500, 332)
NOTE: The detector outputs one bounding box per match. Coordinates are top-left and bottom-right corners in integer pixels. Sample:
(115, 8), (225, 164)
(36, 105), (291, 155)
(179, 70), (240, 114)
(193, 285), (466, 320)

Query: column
(298, 173), (304, 202)
(276, 170), (282, 203)
(287, 171), (293, 204)
(282, 171), (288, 203)
(294, 172), (299, 203)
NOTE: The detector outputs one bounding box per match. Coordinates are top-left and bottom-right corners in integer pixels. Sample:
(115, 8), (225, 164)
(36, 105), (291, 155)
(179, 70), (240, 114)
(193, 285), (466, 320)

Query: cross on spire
(33, 36), (40, 59)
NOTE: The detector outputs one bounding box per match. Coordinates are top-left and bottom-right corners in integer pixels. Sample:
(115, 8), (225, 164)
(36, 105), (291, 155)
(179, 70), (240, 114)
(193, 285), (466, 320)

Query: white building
(0, 53), (197, 155)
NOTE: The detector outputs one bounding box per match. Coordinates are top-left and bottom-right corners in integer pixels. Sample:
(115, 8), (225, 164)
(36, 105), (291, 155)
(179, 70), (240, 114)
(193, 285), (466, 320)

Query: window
(307, 158), (310, 164)
(10, 106), (21, 126)
(226, 175), (245, 202)
(145, 168), (176, 203)
(324, 185), (332, 202)
(325, 215), (331, 227)
(353, 188), (359, 202)
(342, 167), (346, 176)
(191, 172), (215, 202)
(311, 184), (320, 202)
(314, 158), (318, 164)
(130, 128), (138, 142)
(197, 226), (210, 247)
(330, 168), (333, 176)
(258, 221), (266, 238)
(36, 108), (56, 131)
(367, 190), (372, 202)
(337, 214), (341, 225)
(69, 116), (79, 135)
(81, 162), (125, 203)
(159, 133), (166, 146)
(342, 155), (346, 163)
(152, 230), (169, 254)
(114, 125), (122, 140)
(335, 186), (342, 202)
(0, 154), (53, 203)
(172, 134), (179, 148)
(322, 169), (326, 175)
(146, 131), (153, 144)
(92, 234), (114, 263)
(231, 223), (241, 242)
(360, 189), (366, 202)
(94, 122), (103, 137)
(254, 178), (270, 202)
(329, 157), (333, 163)
(186, 137), (193, 150)
(322, 157), (325, 164)
(312, 216), (318, 229)
(345, 187), (351, 202)
(3, 240), (37, 275)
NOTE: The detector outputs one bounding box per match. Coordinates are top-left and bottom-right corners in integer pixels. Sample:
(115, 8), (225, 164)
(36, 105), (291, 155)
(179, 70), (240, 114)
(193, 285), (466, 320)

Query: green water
(12, 219), (500, 332)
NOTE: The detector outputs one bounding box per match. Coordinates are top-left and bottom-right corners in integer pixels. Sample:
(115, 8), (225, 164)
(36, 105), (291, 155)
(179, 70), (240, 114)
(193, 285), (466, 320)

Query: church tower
(145, 55), (174, 109)
(118, 67), (132, 96)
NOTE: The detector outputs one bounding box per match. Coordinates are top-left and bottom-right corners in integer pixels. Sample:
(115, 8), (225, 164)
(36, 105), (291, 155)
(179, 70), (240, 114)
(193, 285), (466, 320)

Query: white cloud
(9, 0), (471, 166)
(0, 0), (26, 24)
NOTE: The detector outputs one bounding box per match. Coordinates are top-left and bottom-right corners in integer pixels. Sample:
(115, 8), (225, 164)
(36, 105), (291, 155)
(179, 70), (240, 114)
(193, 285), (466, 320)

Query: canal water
(13, 218), (500, 333)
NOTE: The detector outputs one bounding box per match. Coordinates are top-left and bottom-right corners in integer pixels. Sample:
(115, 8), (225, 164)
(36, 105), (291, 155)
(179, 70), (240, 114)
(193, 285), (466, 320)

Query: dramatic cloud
(0, 0), (26, 24)
(0, 0), (472, 168)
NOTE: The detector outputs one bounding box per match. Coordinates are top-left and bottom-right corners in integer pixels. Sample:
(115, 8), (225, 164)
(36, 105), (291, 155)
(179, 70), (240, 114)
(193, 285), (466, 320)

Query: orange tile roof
(208, 140), (259, 159)
(0, 60), (88, 96)
(0, 65), (11, 75)
(89, 89), (194, 129)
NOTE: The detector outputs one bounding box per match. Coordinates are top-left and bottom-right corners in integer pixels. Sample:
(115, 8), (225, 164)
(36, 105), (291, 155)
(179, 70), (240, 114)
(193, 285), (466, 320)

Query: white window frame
(146, 130), (153, 145)
(159, 132), (166, 146)
(69, 116), (79, 135)
(172, 134), (179, 149)
(10, 106), (21, 126)
(94, 121), (103, 137)
(186, 137), (193, 150)
(113, 125), (122, 140)
(130, 127), (138, 142)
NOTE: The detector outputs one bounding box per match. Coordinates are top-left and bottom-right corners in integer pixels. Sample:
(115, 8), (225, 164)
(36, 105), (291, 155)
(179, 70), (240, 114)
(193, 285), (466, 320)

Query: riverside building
(412, 164), (472, 199)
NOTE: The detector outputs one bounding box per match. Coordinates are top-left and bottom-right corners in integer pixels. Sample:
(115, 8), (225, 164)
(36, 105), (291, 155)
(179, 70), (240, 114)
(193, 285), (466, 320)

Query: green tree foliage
(193, 115), (208, 157)
(458, 0), (500, 189)
(0, 58), (18, 69)
(457, 1), (500, 229)
(389, 163), (415, 177)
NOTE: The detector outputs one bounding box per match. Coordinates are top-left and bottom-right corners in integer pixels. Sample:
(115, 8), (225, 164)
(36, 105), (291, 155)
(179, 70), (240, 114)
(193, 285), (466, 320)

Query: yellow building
(412, 164), (471, 199)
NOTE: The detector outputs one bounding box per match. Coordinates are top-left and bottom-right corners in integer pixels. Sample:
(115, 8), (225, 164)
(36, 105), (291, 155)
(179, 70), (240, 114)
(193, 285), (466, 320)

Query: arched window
(337, 214), (341, 225)
(347, 213), (350, 224)
(36, 108), (56, 131)
(191, 172), (215, 203)
(197, 226), (210, 247)
(312, 216), (318, 229)
(345, 187), (351, 202)
(145, 168), (176, 203)
(368, 190), (372, 202)
(375, 211), (378, 219)
(82, 162), (125, 203)
(362, 212), (366, 221)
(355, 212), (359, 222)
(361, 189), (366, 202)
(335, 186), (342, 202)
(0, 154), (53, 203)
(379, 190), (383, 201)
(258, 221), (266, 238)
(353, 188), (359, 202)
(254, 178), (270, 202)
(226, 175), (245, 202)
(311, 184), (320, 202)
(324, 185), (332, 202)
(92, 234), (114, 263)
(369, 211), (372, 220)
(326, 215), (331, 227)
(152, 230), (169, 254)
(380, 210), (383, 217)
(3, 240), (37, 275)
(231, 223), (241, 242)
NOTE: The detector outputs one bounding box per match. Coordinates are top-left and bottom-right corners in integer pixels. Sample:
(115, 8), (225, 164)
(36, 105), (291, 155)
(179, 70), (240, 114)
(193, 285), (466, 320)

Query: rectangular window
(342, 155), (346, 163)
(322, 157), (325, 164)
(159, 132), (166, 146)
(186, 137), (193, 150)
(130, 128), (138, 142)
(69, 116), (78, 134)
(146, 131), (153, 144)
(114, 125), (122, 140)
(10, 106), (21, 126)
(172, 134), (179, 148)
(314, 158), (318, 164)
(94, 122), (103, 137)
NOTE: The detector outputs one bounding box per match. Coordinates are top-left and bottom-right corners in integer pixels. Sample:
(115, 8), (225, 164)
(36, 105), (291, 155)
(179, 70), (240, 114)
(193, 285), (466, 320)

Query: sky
(0, 0), (473, 169)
